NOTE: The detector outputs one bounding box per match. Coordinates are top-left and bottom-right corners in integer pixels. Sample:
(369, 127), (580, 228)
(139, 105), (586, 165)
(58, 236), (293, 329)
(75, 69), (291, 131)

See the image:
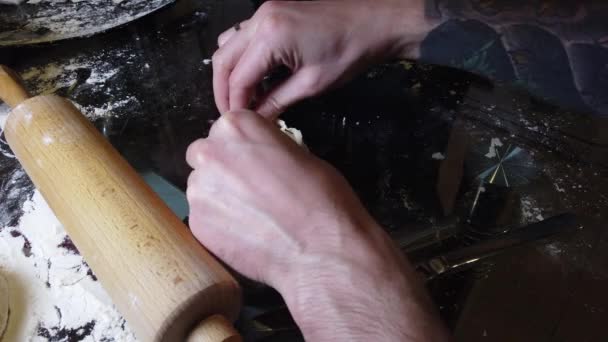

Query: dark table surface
(1, 0), (607, 341)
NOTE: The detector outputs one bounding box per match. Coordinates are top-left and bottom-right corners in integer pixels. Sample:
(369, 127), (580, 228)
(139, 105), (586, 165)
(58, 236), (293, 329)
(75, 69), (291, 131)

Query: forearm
(275, 220), (449, 341)
(395, 0), (608, 116)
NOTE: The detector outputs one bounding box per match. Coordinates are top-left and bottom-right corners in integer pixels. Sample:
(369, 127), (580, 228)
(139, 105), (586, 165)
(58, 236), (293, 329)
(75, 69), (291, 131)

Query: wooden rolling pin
(0, 65), (242, 342)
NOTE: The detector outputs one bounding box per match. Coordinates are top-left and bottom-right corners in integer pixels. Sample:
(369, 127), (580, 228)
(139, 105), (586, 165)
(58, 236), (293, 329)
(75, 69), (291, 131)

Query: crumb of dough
(431, 152), (445, 160)
(277, 120), (305, 147)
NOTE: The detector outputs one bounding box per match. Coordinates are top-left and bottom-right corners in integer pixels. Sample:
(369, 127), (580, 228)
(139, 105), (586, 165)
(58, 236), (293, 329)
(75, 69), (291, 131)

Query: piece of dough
(277, 120), (305, 147)
(0, 273), (8, 340)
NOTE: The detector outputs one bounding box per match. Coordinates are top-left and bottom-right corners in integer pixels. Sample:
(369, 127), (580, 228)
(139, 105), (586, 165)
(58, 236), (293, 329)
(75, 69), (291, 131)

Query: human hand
(186, 110), (449, 341)
(212, 0), (434, 118)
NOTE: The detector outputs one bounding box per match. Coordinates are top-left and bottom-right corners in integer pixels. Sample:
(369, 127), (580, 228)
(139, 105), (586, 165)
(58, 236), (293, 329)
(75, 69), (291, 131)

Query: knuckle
(265, 95), (285, 114)
(188, 139), (215, 164)
(258, 12), (291, 35)
(258, 1), (282, 15)
(211, 51), (227, 69)
(227, 73), (242, 90)
(217, 29), (230, 45)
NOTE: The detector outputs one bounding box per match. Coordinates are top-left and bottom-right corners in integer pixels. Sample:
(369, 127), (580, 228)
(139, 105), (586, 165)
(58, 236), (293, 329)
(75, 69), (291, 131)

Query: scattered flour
(485, 138), (503, 159)
(0, 103), (9, 130)
(0, 104), (15, 160)
(18, 52), (140, 120)
(399, 189), (415, 210)
(520, 196), (544, 224)
(0, 191), (136, 341)
(543, 242), (564, 260)
(73, 96), (139, 120)
(431, 152), (445, 160)
(554, 181), (566, 193)
(21, 58), (118, 97)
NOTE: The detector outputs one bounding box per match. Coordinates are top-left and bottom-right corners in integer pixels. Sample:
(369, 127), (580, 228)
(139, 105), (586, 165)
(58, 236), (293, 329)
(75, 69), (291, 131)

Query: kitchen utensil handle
(0, 65), (31, 108)
(187, 315), (242, 342)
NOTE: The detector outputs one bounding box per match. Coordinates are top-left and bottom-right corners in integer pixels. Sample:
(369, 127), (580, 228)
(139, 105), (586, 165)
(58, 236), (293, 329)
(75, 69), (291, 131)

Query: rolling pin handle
(0, 65), (31, 108)
(187, 315), (242, 342)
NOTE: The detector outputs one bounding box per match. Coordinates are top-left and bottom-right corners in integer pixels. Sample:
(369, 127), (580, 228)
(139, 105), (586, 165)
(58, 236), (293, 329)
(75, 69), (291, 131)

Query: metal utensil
(415, 213), (580, 281)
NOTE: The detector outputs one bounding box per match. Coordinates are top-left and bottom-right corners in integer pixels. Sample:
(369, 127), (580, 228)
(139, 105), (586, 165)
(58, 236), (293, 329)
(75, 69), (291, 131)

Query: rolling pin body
(3, 94), (241, 341)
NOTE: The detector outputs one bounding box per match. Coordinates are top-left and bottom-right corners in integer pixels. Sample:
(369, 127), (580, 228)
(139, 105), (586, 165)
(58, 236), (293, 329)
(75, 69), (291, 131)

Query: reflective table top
(1, 0), (607, 341)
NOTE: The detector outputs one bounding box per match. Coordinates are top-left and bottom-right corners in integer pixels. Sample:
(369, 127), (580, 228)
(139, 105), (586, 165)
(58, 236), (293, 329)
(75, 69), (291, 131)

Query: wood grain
(187, 315), (242, 342)
(3, 94), (242, 341)
(0, 65), (30, 107)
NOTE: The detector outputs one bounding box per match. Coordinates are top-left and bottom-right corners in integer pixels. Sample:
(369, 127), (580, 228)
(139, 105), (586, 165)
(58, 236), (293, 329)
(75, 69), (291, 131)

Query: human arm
(213, 0), (608, 117)
(185, 110), (450, 341)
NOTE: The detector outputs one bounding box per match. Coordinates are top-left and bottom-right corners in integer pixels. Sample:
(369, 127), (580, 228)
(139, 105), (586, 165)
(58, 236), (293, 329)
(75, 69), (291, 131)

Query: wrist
(273, 218), (447, 341)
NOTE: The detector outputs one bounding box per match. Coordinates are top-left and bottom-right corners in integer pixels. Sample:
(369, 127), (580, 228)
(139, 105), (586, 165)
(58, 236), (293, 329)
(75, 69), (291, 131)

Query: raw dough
(0, 273), (8, 340)
(277, 120), (305, 147)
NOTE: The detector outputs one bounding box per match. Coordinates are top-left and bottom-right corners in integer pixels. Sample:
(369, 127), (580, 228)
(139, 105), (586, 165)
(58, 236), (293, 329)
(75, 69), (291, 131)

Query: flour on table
(0, 103), (15, 160)
(520, 196), (544, 224)
(431, 152), (445, 160)
(18, 51), (140, 120)
(0, 191), (136, 341)
(0, 104), (9, 130)
(485, 138), (503, 159)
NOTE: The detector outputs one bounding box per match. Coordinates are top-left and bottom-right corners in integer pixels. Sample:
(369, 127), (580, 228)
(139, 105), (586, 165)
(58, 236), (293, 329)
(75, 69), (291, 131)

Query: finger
(228, 40), (278, 112)
(208, 109), (271, 142)
(186, 169), (223, 204)
(256, 68), (319, 119)
(213, 30), (252, 114)
(185, 170), (201, 203)
(218, 19), (250, 47)
(186, 138), (212, 170)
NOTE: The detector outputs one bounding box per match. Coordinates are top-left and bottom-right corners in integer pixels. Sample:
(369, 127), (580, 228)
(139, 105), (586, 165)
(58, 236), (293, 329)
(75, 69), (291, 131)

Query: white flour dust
(0, 191), (136, 341)
(485, 138), (503, 159)
(0, 104), (15, 160)
(72, 96), (139, 120)
(0, 104), (9, 131)
(520, 196), (544, 224)
(431, 152), (446, 160)
(19, 51), (140, 120)
(542, 242), (564, 260)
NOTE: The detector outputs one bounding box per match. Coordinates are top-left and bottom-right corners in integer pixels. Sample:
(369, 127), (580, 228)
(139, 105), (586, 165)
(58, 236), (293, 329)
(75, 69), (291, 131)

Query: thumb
(256, 69), (320, 119)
